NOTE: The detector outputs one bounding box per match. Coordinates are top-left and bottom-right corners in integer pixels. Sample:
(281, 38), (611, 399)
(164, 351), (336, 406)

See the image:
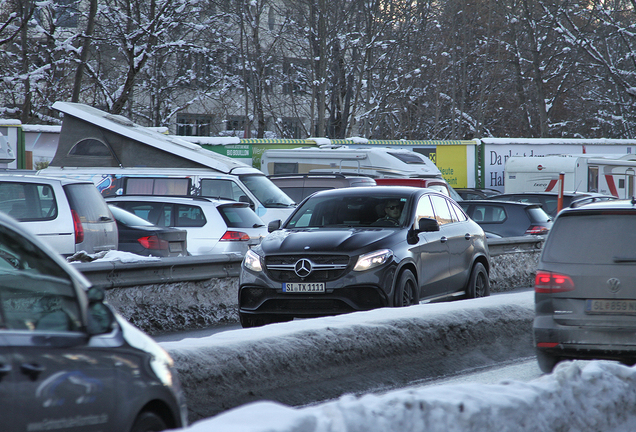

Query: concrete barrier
(100, 236), (542, 335)
(161, 291), (536, 422)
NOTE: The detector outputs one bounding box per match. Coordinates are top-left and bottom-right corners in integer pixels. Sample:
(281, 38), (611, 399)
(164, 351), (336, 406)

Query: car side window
(430, 195), (453, 225)
(470, 204), (506, 222)
(200, 179), (245, 202)
(175, 204), (206, 227)
(0, 227), (81, 332)
(448, 200), (468, 222)
(0, 182), (58, 221)
(415, 195), (435, 227)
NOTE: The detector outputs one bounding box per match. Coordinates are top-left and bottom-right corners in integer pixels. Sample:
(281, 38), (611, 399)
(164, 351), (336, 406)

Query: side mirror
(416, 217), (440, 232)
(268, 219), (282, 233)
(86, 286), (115, 335)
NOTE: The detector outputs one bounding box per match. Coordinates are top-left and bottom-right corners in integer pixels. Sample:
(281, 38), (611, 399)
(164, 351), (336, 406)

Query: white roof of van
(52, 102), (257, 175)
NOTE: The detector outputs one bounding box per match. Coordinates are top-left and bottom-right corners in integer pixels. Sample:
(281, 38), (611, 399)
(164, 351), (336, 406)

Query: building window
(268, 7), (276, 31)
(176, 114), (213, 136)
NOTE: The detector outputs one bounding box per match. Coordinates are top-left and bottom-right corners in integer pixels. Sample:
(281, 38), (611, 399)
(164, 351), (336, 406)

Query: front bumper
(239, 264), (396, 318)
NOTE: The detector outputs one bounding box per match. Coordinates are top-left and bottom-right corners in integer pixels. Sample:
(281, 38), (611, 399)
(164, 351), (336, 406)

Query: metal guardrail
(72, 237), (544, 290)
(72, 253), (243, 290)
(487, 235), (545, 256)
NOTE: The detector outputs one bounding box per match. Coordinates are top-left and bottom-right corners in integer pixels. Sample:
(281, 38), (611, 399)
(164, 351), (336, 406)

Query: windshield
(109, 204), (154, 227)
(239, 175), (295, 208)
(286, 194), (410, 229)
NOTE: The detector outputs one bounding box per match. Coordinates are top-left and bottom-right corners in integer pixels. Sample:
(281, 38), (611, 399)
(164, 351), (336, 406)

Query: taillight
(525, 225), (550, 235)
(138, 235), (169, 250)
(72, 209), (84, 244)
(220, 231), (250, 241)
(535, 271), (575, 293)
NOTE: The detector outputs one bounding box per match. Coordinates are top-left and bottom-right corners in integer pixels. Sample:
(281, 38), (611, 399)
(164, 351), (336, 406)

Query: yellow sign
(436, 146), (467, 188)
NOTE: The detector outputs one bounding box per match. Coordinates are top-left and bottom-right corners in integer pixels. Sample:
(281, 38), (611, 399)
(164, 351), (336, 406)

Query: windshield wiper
(266, 202), (295, 207)
(613, 256), (636, 263)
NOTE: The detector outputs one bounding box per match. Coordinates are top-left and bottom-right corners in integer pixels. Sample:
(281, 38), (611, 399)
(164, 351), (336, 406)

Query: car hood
(260, 228), (399, 255)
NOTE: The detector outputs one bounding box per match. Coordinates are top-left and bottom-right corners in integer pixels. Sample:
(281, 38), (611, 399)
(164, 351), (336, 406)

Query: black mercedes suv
(238, 186), (491, 327)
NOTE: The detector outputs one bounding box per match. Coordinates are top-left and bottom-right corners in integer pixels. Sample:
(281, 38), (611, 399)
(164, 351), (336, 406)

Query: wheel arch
(392, 260), (418, 306)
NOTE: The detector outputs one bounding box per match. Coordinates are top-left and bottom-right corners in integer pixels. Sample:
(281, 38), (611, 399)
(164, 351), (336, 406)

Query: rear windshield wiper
(613, 256), (636, 263)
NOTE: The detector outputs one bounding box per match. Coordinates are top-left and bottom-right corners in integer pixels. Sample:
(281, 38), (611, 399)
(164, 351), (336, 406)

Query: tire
(394, 269), (418, 307)
(466, 262), (490, 299)
(130, 412), (167, 432)
(536, 349), (560, 374)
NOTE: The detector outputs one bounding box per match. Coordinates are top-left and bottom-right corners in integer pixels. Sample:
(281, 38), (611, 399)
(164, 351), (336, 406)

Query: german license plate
(586, 299), (636, 315)
(282, 282), (325, 293)
(169, 242), (183, 252)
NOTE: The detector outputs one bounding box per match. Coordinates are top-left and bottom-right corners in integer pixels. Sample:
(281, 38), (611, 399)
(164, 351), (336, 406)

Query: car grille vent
(265, 255), (350, 282)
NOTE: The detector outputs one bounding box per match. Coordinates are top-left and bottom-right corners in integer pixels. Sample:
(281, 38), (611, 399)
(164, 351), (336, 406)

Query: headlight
(353, 249), (393, 271)
(244, 249), (263, 272)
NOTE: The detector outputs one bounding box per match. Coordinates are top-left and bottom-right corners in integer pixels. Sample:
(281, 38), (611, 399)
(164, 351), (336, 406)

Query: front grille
(265, 254), (351, 282)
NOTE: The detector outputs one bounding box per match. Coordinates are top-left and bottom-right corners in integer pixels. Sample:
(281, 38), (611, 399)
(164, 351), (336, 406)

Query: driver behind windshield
(374, 199), (403, 225)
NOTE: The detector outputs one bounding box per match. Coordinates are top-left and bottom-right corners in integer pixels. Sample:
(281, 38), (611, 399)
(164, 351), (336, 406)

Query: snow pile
(163, 292), (536, 421)
(68, 250), (162, 263)
(183, 360), (636, 432)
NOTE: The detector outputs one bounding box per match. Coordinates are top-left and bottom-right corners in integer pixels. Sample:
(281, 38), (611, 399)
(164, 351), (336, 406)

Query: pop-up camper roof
(50, 102), (248, 173)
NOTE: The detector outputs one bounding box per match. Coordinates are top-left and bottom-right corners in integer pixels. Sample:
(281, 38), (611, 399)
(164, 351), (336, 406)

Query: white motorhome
(38, 166), (295, 224)
(504, 154), (636, 198)
(38, 102), (295, 224)
(260, 146), (443, 179)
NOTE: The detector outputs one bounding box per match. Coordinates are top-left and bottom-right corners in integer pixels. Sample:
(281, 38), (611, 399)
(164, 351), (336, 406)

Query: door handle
(440, 236), (447, 243)
(465, 233), (472, 240)
(20, 363), (45, 380)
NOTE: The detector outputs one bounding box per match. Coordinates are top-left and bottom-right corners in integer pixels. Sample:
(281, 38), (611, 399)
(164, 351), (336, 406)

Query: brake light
(537, 342), (559, 348)
(138, 235), (169, 250)
(220, 231), (251, 241)
(535, 271), (575, 293)
(525, 225), (550, 235)
(72, 209), (84, 244)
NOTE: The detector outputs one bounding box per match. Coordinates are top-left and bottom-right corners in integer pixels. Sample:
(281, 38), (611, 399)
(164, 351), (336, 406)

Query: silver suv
(0, 175), (117, 256)
(533, 199), (636, 373)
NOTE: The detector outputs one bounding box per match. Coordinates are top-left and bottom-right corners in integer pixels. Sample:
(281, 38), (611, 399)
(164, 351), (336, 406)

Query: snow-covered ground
(161, 291), (636, 432)
(181, 359), (636, 432)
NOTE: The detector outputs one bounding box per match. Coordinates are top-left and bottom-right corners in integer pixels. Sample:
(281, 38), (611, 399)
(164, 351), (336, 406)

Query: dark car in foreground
(488, 191), (616, 218)
(533, 199), (636, 373)
(0, 211), (187, 431)
(109, 204), (188, 257)
(459, 200), (552, 237)
(238, 186), (491, 327)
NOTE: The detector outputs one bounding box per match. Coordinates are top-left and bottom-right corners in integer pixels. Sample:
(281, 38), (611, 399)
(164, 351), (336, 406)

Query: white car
(105, 195), (267, 256)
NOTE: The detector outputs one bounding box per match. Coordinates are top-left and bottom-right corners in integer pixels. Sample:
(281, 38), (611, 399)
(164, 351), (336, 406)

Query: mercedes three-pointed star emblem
(294, 258), (313, 278)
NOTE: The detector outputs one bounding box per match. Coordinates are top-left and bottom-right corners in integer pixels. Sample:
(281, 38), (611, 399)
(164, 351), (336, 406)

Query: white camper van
(38, 167), (295, 225)
(504, 154), (636, 198)
(260, 146), (444, 179)
(38, 102), (295, 224)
